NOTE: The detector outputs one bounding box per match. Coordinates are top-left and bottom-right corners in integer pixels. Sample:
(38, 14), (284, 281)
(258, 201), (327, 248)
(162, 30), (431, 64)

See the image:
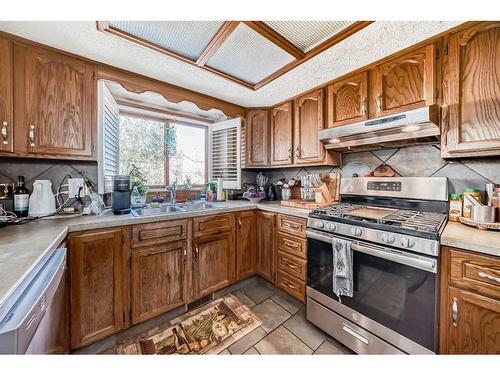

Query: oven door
(306, 229), (438, 353)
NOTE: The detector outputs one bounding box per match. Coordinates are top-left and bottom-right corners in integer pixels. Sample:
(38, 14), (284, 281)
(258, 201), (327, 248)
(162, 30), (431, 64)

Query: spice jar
(463, 188), (482, 218)
(448, 194), (463, 222)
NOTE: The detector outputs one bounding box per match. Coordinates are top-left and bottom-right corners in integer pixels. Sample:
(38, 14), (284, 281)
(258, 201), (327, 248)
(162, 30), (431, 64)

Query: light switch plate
(68, 178), (85, 198)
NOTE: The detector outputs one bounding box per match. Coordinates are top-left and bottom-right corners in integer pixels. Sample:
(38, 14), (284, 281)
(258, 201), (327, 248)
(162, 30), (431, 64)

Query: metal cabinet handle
(286, 282), (296, 290)
(238, 218), (242, 229)
(342, 325), (369, 345)
(1, 121), (7, 145)
(283, 240), (298, 248)
(194, 245), (199, 259)
(361, 97), (367, 116)
(451, 297), (458, 327)
(288, 148), (292, 160)
(285, 261), (298, 269)
(376, 93), (383, 112)
(29, 125), (35, 147)
(478, 271), (500, 284)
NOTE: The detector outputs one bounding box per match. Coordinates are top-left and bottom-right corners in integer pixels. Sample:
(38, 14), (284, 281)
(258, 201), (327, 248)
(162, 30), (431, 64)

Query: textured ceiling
(0, 21), (463, 108)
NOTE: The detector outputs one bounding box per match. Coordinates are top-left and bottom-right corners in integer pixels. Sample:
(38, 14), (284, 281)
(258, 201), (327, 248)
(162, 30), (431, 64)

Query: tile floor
(75, 277), (353, 355)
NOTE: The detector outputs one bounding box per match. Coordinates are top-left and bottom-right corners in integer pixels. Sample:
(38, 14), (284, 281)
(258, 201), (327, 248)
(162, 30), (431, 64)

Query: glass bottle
(13, 176), (30, 217)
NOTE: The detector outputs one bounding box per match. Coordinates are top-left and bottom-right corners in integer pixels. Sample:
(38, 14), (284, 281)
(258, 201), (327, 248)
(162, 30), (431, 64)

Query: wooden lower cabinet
(256, 211), (276, 283)
(69, 228), (125, 350)
(236, 210), (257, 280)
(130, 241), (187, 324)
(193, 230), (236, 299)
(440, 246), (500, 354)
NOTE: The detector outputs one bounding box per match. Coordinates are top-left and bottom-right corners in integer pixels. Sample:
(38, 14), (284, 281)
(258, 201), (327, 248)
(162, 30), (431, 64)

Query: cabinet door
(294, 90), (325, 164)
(327, 72), (368, 128)
(270, 101), (293, 166)
(370, 44), (436, 118)
(193, 231), (236, 298)
(246, 109), (269, 167)
(131, 241), (187, 324)
(69, 229), (124, 349)
(23, 47), (95, 158)
(236, 210), (257, 280)
(256, 211), (276, 283)
(445, 286), (500, 354)
(0, 38), (13, 153)
(442, 22), (500, 157)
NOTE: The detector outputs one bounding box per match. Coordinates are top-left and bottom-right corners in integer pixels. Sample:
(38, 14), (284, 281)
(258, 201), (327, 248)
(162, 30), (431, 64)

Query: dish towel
(332, 237), (353, 302)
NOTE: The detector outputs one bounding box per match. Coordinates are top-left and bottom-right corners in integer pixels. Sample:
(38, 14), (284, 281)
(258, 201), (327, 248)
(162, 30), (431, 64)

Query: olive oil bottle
(13, 175), (30, 217)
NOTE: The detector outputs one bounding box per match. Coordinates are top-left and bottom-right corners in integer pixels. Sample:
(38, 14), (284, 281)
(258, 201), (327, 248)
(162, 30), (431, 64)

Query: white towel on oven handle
(332, 237), (353, 301)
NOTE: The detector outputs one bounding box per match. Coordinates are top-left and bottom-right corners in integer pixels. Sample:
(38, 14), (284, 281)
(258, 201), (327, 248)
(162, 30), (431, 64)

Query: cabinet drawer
(277, 214), (307, 238)
(449, 248), (500, 300)
(132, 219), (188, 248)
(193, 214), (234, 237)
(276, 270), (305, 302)
(277, 232), (307, 259)
(277, 251), (306, 281)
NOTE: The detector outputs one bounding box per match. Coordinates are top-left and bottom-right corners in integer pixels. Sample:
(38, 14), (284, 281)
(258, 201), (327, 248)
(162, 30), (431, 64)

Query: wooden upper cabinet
(327, 72), (368, 128)
(130, 241), (187, 324)
(294, 89), (325, 164)
(0, 38), (13, 153)
(236, 210), (257, 280)
(370, 43), (436, 118)
(69, 228), (125, 349)
(246, 109), (269, 167)
(20, 47), (95, 159)
(270, 101), (293, 166)
(442, 22), (500, 158)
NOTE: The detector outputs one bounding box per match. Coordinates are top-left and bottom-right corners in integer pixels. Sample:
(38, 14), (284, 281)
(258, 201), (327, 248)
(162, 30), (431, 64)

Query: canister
(463, 189), (482, 218)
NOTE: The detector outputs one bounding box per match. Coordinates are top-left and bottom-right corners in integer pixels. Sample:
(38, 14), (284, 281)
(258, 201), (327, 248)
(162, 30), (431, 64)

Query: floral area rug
(117, 294), (261, 355)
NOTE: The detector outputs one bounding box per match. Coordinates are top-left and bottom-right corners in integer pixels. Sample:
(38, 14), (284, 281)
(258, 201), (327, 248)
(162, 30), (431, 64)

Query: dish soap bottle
(14, 175), (30, 217)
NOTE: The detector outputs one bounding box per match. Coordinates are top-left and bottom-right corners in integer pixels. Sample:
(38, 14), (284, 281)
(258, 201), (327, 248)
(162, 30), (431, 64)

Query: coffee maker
(112, 175), (131, 214)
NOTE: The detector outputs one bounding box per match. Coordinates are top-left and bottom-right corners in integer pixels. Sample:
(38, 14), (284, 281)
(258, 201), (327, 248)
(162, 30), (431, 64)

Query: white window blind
(97, 81), (119, 193)
(209, 117), (241, 189)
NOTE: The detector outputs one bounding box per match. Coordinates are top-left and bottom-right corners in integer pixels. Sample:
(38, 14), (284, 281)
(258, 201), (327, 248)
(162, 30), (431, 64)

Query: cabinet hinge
(122, 311), (126, 322)
(129, 309), (132, 322)
(435, 88), (439, 99)
(436, 47), (439, 60)
(92, 71), (96, 80)
(445, 44), (449, 55)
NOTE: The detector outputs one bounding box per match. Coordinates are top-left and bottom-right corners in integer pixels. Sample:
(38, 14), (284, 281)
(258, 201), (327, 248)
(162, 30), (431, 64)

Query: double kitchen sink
(131, 201), (226, 217)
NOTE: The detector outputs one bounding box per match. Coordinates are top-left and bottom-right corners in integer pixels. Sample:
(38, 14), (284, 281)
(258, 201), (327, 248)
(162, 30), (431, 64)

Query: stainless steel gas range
(306, 177), (448, 354)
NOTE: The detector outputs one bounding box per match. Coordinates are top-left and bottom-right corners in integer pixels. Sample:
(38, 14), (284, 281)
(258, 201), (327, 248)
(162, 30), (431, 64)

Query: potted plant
(129, 163), (148, 207)
(176, 177), (193, 203)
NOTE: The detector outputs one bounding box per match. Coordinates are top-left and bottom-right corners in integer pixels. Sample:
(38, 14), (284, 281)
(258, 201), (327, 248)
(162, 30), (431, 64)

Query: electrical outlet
(68, 178), (85, 198)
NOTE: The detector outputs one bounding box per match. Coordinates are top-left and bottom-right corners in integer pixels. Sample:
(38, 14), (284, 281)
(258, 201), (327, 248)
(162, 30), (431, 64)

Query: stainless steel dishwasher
(0, 247), (68, 354)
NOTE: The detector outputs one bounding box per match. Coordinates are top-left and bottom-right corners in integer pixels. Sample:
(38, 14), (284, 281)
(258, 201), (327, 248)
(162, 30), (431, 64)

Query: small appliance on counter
(28, 180), (56, 217)
(112, 175), (131, 215)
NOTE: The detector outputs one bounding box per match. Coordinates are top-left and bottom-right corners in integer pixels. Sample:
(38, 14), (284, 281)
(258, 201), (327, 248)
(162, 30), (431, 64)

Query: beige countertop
(0, 200), (309, 311)
(441, 221), (500, 258)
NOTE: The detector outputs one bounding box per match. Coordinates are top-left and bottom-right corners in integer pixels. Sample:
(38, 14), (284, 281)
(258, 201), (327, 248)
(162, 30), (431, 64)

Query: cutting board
(280, 199), (333, 209)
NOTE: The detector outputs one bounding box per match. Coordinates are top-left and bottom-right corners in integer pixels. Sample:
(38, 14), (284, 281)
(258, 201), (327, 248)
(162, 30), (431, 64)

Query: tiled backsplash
(248, 144), (500, 198)
(1, 143), (499, 204)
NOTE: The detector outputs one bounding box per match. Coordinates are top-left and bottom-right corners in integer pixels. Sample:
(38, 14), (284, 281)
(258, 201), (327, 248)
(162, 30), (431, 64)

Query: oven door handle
(306, 229), (437, 273)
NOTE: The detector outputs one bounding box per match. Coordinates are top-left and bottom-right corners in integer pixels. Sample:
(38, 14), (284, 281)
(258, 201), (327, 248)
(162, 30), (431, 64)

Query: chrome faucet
(166, 180), (177, 205)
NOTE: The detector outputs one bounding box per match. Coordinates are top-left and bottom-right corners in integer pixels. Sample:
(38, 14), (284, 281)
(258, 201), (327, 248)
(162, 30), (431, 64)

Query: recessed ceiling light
(329, 138), (341, 144)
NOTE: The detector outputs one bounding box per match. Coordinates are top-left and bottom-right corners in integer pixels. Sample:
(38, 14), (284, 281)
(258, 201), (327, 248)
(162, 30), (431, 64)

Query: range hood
(319, 105), (440, 151)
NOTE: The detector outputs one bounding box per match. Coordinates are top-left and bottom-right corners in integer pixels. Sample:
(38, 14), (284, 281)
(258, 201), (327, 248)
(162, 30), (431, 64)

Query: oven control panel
(367, 181), (402, 192)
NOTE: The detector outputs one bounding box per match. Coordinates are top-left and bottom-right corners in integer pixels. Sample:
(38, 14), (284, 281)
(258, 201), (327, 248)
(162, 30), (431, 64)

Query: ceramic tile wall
(249, 144), (500, 198)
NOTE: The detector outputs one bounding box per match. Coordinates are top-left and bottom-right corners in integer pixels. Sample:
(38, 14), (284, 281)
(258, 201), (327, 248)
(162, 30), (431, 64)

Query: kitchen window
(98, 81), (240, 194)
(117, 113), (207, 188)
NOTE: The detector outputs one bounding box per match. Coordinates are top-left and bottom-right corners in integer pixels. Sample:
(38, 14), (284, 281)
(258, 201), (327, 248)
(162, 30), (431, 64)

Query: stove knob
(326, 223), (336, 232)
(381, 233), (395, 244)
(350, 227), (363, 237)
(315, 221), (324, 229)
(400, 237), (415, 248)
